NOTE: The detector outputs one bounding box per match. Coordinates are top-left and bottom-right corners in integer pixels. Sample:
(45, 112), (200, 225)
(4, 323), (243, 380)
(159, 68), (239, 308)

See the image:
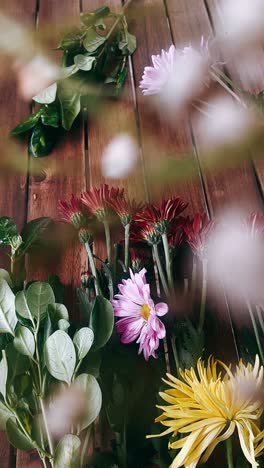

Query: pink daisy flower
(112, 268), (168, 361)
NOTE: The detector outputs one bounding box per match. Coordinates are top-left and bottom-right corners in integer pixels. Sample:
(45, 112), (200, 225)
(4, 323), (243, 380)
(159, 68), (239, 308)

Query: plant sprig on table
(10, 6), (137, 157)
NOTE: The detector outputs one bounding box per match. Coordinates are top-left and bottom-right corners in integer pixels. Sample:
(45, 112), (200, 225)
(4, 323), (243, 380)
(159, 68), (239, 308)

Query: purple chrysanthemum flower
(112, 268), (168, 361)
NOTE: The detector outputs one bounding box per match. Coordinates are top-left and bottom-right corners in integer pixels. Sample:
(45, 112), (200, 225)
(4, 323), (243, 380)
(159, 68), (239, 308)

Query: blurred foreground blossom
(216, 0), (264, 52)
(140, 40), (215, 113)
(43, 385), (86, 439)
(101, 134), (139, 179)
(17, 55), (59, 101)
(207, 211), (264, 305)
(0, 13), (33, 57)
(194, 95), (253, 149)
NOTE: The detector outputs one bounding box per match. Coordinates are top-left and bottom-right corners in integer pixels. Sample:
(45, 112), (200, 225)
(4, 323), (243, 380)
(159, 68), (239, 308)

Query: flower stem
(256, 305), (264, 335)
(246, 300), (264, 365)
(85, 242), (101, 296)
(162, 233), (174, 292)
(124, 224), (130, 271)
(190, 257), (197, 302)
(210, 70), (246, 108)
(225, 439), (234, 468)
(39, 398), (54, 461)
(103, 221), (112, 265)
(80, 426), (92, 467)
(153, 244), (169, 297)
(198, 259), (207, 334)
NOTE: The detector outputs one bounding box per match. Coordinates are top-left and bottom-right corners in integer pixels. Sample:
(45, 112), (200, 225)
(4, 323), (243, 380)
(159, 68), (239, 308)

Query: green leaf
(59, 64), (79, 80)
(15, 291), (33, 322)
(0, 351), (8, 400)
(47, 303), (69, 323)
(20, 217), (53, 254)
(0, 217), (18, 246)
(10, 111), (40, 136)
(81, 6), (110, 27)
(74, 54), (95, 71)
(14, 326), (35, 357)
(0, 279), (17, 335)
(0, 269), (12, 287)
(74, 374), (102, 433)
(14, 374), (31, 398)
(44, 330), (76, 384)
(77, 289), (92, 322)
(119, 32), (137, 55)
(26, 282), (55, 321)
(48, 274), (64, 303)
(90, 296), (114, 351)
(59, 27), (83, 51)
(83, 29), (106, 53)
(29, 123), (58, 157)
(5, 343), (30, 381)
(58, 319), (70, 332)
(54, 434), (81, 468)
(73, 328), (94, 360)
(0, 401), (13, 430)
(40, 103), (60, 128)
(58, 87), (81, 131)
(6, 418), (35, 451)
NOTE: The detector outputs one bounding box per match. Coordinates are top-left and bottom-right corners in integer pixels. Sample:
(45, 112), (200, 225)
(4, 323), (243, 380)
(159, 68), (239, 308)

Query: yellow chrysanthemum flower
(148, 356), (264, 468)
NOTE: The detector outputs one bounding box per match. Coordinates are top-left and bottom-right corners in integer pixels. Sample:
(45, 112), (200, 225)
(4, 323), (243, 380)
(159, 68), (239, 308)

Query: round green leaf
(0, 401), (13, 430)
(74, 54), (95, 71)
(0, 351), (8, 400)
(48, 303), (69, 323)
(73, 328), (94, 361)
(14, 326), (35, 357)
(15, 291), (33, 321)
(58, 319), (70, 332)
(74, 374), (102, 433)
(83, 29), (105, 53)
(44, 330), (76, 384)
(0, 269), (12, 287)
(6, 418), (35, 451)
(26, 282), (55, 321)
(5, 343), (30, 381)
(54, 434), (81, 468)
(0, 279), (17, 336)
(90, 296), (114, 351)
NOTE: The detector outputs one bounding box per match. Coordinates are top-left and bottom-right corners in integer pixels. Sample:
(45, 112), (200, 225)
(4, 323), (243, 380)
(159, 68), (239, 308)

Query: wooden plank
(129, 0), (237, 362)
(205, 0), (264, 200)
(26, 0), (86, 309)
(0, 2), (36, 466)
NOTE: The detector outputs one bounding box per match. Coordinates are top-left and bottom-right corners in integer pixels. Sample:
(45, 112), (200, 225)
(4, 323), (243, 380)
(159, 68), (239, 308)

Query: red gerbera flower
(184, 213), (215, 258)
(81, 184), (124, 222)
(130, 247), (147, 272)
(58, 194), (90, 229)
(108, 196), (143, 226)
(130, 222), (160, 246)
(168, 219), (186, 250)
(135, 197), (188, 234)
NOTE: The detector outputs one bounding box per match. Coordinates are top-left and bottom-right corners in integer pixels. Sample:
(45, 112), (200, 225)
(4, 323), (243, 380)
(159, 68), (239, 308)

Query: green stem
(85, 242), (101, 296)
(105, 0), (133, 40)
(225, 438), (234, 468)
(124, 224), (130, 271)
(210, 70), (246, 108)
(162, 233), (174, 292)
(247, 300), (264, 365)
(211, 66), (243, 93)
(103, 221), (111, 265)
(256, 305), (264, 335)
(198, 259), (207, 334)
(80, 426), (92, 467)
(152, 244), (169, 297)
(39, 397), (54, 460)
(190, 257), (197, 302)
(170, 336), (180, 377)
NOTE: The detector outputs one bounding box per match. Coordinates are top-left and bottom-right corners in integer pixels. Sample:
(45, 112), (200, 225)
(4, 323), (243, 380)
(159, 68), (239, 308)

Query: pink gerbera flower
(112, 268), (168, 361)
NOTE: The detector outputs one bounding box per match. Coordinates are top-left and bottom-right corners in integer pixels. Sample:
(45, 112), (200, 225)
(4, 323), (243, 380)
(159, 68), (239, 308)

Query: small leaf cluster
(11, 6), (137, 157)
(0, 274), (114, 466)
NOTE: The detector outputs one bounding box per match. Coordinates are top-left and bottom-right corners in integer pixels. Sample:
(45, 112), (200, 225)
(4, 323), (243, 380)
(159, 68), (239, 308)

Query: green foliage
(44, 330), (76, 384)
(89, 296), (114, 351)
(0, 217), (18, 246)
(54, 434), (81, 468)
(10, 5), (137, 156)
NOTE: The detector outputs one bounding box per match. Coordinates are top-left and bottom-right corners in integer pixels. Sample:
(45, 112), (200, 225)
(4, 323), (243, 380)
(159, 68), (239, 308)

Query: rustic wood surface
(0, 0), (263, 466)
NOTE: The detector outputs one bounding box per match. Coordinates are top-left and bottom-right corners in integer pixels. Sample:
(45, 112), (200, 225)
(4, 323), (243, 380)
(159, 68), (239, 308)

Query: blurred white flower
(43, 385), (86, 439)
(207, 211), (264, 305)
(216, 0), (264, 51)
(140, 39), (216, 113)
(194, 95), (253, 148)
(17, 55), (59, 101)
(101, 134), (139, 179)
(33, 82), (57, 104)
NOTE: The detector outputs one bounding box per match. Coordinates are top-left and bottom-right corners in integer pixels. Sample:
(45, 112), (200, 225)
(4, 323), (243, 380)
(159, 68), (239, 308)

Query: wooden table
(0, 0), (263, 466)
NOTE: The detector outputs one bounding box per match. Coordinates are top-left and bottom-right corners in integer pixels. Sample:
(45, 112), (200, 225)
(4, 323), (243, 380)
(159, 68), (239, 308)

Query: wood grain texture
(201, 0), (264, 215)
(26, 0), (86, 311)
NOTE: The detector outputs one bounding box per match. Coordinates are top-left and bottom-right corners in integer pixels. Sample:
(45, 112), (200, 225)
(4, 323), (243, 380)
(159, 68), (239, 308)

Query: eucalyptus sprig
(0, 273), (114, 467)
(10, 5), (137, 157)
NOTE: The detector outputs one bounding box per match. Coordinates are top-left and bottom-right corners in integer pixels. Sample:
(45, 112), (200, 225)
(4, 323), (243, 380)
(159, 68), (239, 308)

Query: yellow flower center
(141, 303), (151, 321)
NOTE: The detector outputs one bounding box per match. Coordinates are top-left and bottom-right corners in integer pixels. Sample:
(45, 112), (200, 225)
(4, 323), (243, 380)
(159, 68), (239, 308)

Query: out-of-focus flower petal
(102, 134), (139, 179)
